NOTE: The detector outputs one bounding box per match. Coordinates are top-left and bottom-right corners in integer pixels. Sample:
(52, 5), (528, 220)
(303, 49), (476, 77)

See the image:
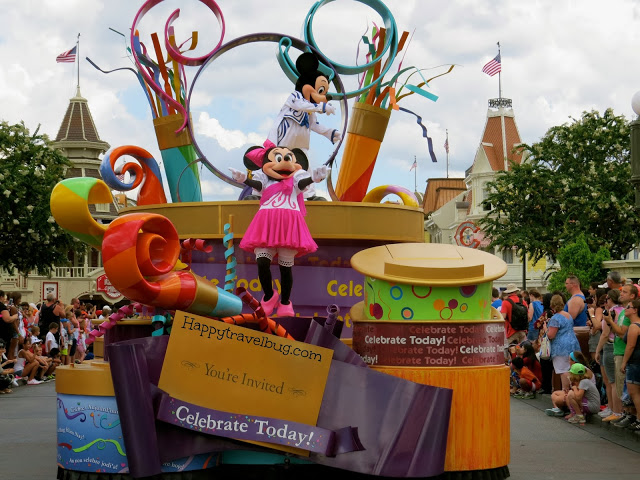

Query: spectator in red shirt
(501, 284), (528, 346)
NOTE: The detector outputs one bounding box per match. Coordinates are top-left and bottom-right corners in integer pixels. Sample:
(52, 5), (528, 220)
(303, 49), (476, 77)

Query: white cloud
(2, 0), (640, 202)
(195, 112), (264, 151)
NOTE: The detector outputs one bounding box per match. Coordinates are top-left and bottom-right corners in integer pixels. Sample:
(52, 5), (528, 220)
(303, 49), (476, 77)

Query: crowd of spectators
(0, 291), (104, 394)
(503, 271), (640, 435)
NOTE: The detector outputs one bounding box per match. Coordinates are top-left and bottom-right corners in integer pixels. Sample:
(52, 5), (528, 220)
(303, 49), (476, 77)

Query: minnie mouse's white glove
(312, 166), (330, 183)
(324, 103), (336, 115)
(228, 167), (247, 183)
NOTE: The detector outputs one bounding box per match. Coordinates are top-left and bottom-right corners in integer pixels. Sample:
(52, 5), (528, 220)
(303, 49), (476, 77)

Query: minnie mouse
(229, 144), (328, 316)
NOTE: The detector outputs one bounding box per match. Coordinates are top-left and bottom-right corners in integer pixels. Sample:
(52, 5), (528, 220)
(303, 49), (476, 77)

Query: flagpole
(414, 155), (417, 193)
(497, 41), (501, 99)
(76, 33), (81, 94)
(446, 130), (449, 178)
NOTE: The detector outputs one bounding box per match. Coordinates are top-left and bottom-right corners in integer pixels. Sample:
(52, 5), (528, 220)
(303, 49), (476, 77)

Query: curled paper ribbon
(131, 0), (226, 133)
(398, 107), (438, 163)
(86, 304), (137, 346)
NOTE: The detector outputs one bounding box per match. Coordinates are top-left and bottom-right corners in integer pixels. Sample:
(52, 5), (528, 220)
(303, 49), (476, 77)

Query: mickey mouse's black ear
(292, 148), (309, 171)
(296, 52), (319, 75)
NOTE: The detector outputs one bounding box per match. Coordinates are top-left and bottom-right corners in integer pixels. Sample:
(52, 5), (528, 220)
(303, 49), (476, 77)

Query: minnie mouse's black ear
(243, 146), (264, 171)
(292, 148), (309, 171)
(296, 52), (319, 75)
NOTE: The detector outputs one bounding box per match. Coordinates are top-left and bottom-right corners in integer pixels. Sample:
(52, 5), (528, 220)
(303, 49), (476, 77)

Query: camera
(603, 309), (608, 316)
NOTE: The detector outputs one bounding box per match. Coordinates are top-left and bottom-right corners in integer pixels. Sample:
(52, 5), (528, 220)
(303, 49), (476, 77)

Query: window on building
(502, 249), (514, 264)
(482, 184), (492, 211)
(95, 203), (111, 213)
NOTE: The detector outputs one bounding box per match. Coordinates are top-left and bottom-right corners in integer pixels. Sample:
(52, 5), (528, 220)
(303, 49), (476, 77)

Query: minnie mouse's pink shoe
(276, 301), (294, 317)
(260, 292), (279, 316)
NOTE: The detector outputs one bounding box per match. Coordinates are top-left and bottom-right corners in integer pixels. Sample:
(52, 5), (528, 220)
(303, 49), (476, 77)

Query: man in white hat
(501, 283), (528, 345)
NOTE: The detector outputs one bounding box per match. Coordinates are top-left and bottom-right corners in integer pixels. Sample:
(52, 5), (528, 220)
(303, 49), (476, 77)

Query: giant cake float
(51, 1), (510, 479)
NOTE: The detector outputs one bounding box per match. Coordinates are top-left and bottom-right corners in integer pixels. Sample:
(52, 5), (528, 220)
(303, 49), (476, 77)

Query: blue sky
(2, 0), (640, 201)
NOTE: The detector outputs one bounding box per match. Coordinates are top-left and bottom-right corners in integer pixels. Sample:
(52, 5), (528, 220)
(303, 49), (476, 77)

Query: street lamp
(630, 92), (640, 207)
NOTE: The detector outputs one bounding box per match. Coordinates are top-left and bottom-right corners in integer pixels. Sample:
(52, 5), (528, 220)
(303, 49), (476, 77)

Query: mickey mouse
(229, 143), (329, 316)
(267, 51), (342, 154)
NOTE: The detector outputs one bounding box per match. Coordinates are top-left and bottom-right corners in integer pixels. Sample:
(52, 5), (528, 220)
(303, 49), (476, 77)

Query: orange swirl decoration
(100, 145), (167, 206)
(102, 212), (242, 316)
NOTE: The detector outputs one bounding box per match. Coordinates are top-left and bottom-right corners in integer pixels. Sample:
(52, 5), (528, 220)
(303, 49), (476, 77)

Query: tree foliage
(479, 109), (640, 262)
(0, 121), (82, 275)
(546, 234), (611, 293)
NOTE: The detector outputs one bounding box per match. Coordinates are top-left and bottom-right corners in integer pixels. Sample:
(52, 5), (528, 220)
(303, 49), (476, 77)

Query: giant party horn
(50, 177), (110, 249)
(102, 212), (240, 316)
(334, 103), (391, 202)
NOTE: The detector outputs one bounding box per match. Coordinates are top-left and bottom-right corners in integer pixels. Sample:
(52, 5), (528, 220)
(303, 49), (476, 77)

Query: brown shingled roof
(480, 115), (522, 171)
(423, 178), (467, 214)
(55, 91), (103, 143)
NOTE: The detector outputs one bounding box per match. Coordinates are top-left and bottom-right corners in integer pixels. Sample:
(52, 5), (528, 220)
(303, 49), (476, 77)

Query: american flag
(56, 46), (77, 63)
(444, 138), (449, 154)
(482, 53), (501, 77)
(409, 159), (418, 171)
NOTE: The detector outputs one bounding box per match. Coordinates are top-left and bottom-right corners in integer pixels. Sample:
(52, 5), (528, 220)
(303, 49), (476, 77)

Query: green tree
(546, 234), (611, 293)
(0, 121), (82, 275)
(479, 109), (640, 262)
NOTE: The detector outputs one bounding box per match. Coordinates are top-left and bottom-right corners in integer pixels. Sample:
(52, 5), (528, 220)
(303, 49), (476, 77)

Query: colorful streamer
(72, 438), (126, 456)
(398, 107), (438, 162)
(58, 398), (87, 422)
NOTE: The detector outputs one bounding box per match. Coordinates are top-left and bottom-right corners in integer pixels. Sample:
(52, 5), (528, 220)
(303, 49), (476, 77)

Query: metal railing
(52, 266), (103, 278)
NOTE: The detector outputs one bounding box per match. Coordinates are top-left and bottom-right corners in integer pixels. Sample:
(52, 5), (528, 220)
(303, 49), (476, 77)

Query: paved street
(1, 381), (639, 479)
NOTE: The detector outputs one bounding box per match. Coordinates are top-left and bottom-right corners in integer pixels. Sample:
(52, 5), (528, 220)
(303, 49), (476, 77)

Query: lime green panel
(364, 277), (493, 321)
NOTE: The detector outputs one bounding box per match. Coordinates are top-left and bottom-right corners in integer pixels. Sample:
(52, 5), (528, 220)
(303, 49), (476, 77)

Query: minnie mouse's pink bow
(245, 139), (276, 167)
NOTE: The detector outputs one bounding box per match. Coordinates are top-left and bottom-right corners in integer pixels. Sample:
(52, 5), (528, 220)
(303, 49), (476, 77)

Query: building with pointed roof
(425, 98), (550, 290)
(1, 88), (126, 305)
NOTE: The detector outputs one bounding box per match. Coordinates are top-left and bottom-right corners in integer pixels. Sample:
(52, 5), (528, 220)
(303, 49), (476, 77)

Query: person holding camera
(604, 284), (638, 428)
(595, 290), (624, 421)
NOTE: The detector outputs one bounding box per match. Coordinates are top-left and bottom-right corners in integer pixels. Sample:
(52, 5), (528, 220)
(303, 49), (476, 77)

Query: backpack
(506, 298), (529, 331)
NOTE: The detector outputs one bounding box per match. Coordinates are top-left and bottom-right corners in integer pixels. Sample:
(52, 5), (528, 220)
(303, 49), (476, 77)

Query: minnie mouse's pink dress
(240, 170), (317, 257)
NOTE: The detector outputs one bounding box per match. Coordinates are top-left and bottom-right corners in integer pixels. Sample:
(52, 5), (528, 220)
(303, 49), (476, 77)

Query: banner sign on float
(158, 311), (334, 455)
(352, 322), (505, 367)
(156, 394), (361, 456)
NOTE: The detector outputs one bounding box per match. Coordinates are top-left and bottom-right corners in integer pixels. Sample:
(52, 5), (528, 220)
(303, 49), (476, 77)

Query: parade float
(51, 1), (510, 479)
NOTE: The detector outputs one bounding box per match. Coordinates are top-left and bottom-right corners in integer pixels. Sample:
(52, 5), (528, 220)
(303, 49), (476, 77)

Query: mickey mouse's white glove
(324, 103), (336, 115)
(332, 129), (343, 144)
(229, 167), (247, 183)
(312, 166), (330, 183)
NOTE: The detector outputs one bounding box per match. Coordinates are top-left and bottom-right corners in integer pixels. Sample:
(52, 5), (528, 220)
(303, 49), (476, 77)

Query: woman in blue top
(527, 289), (544, 342)
(547, 294), (581, 391)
